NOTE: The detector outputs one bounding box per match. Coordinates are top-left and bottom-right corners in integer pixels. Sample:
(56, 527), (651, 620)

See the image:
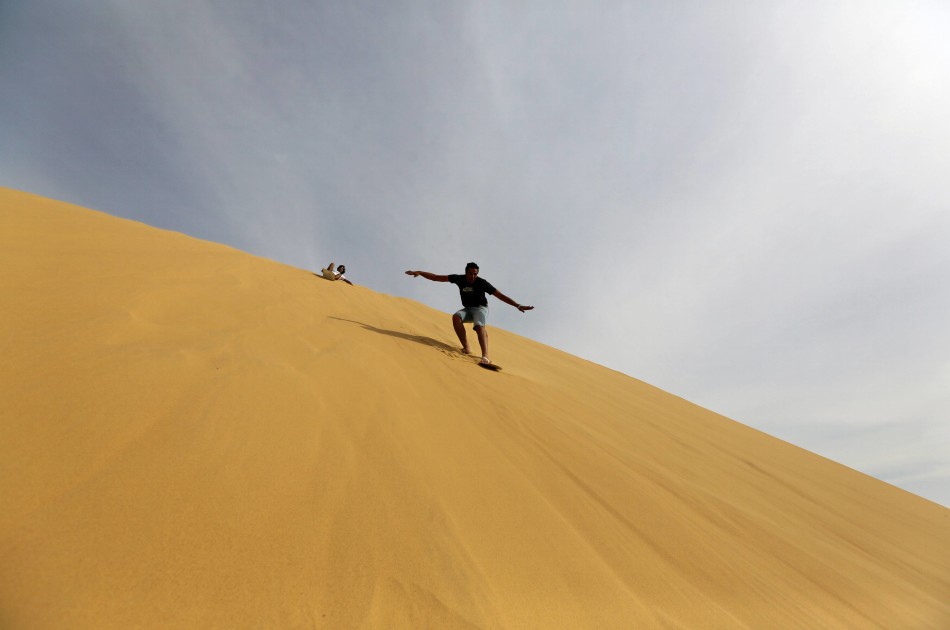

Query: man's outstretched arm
(492, 290), (534, 313)
(405, 270), (450, 282)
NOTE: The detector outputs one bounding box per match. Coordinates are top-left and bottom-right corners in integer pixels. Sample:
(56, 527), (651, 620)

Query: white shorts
(454, 306), (489, 328)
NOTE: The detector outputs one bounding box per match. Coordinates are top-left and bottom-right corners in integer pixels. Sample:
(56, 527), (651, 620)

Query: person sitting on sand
(321, 262), (353, 285)
(404, 262), (533, 366)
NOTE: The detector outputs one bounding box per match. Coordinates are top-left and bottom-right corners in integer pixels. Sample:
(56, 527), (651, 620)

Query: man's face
(465, 267), (479, 282)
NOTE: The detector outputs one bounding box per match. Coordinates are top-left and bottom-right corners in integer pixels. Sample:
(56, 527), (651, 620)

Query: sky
(2, 1), (948, 506)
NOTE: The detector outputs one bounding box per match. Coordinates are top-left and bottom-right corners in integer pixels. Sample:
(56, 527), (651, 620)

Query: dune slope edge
(2, 188), (948, 629)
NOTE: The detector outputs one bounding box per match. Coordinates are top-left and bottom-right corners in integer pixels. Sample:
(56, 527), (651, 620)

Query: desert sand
(1, 187), (948, 628)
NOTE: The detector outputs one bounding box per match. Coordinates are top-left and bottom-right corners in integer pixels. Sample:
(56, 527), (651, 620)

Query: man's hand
(517, 305), (534, 313)
(406, 271), (450, 282)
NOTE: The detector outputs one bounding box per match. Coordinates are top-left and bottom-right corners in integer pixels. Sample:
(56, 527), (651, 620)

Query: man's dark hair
(465, 262), (479, 271)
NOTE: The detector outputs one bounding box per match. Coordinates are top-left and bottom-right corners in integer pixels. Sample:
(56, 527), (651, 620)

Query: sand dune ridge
(1, 188), (948, 628)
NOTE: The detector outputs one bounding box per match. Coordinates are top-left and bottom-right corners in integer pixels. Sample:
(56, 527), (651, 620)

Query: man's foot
(461, 346), (472, 355)
(478, 357), (502, 371)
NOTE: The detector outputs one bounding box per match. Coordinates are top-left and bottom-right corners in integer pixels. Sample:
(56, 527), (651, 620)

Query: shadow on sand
(328, 317), (461, 355)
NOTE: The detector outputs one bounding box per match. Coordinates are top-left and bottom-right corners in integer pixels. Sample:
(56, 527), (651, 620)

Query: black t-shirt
(448, 275), (496, 308)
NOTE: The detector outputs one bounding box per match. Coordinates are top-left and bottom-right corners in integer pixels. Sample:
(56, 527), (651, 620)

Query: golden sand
(1, 187), (948, 628)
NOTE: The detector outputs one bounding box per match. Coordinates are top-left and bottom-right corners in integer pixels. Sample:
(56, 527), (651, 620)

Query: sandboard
(478, 361), (502, 372)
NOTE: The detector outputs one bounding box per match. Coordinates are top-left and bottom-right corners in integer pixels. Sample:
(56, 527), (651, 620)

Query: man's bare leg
(475, 325), (489, 361)
(453, 314), (471, 354)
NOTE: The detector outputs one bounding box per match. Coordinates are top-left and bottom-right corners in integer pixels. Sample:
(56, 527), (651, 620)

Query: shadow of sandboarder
(328, 317), (461, 355)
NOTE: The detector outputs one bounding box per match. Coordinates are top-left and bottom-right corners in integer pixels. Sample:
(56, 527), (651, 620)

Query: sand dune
(1, 187), (948, 628)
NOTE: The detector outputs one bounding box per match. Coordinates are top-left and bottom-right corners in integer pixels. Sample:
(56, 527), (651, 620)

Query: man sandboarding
(405, 262), (534, 370)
